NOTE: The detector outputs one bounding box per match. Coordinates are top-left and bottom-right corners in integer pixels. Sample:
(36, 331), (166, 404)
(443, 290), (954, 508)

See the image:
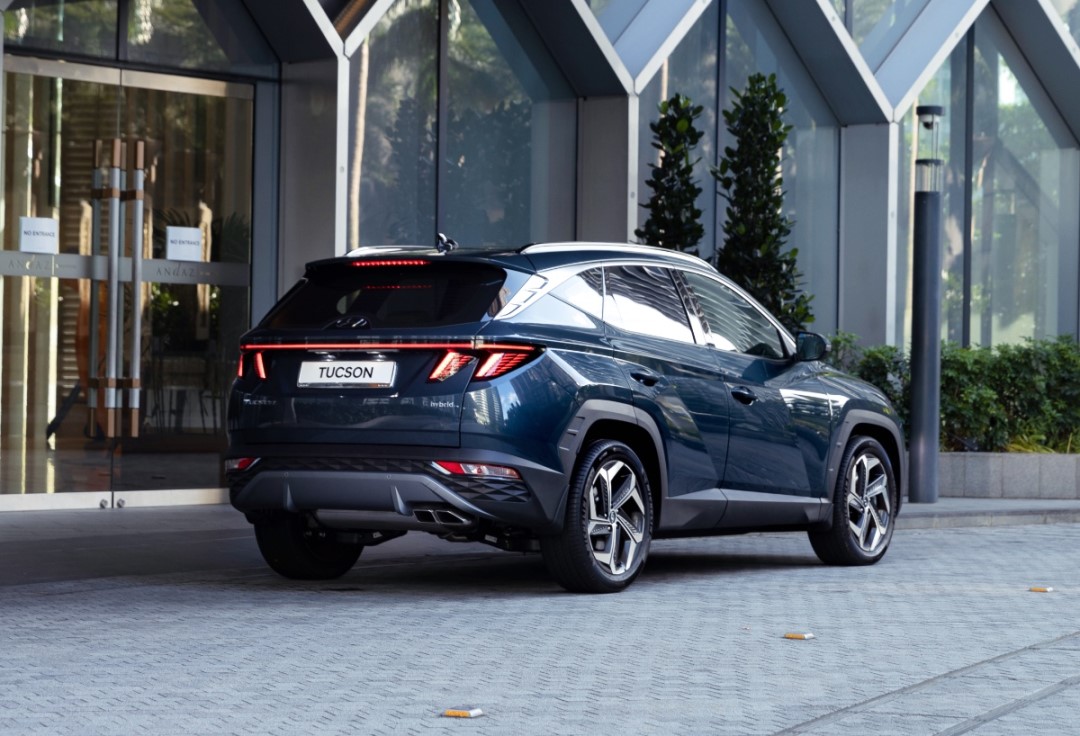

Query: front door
(0, 59), (253, 500)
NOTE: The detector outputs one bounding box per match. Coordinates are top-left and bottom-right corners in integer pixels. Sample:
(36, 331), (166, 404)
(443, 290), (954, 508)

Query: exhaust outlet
(434, 508), (472, 525)
(413, 509), (437, 524)
(412, 506), (474, 527)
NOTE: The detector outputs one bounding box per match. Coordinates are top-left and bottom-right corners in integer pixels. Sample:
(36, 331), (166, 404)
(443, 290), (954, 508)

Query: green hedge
(829, 334), (1080, 453)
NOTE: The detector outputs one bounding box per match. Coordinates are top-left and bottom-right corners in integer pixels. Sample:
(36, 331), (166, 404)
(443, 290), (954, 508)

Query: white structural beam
(519, 0), (634, 96)
(876, 0), (988, 118)
(604, 0), (714, 93)
(992, 0), (1080, 144)
(343, 0), (398, 57)
(766, 0), (892, 124)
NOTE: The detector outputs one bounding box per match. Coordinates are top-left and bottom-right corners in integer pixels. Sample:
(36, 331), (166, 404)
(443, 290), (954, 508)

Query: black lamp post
(910, 105), (944, 503)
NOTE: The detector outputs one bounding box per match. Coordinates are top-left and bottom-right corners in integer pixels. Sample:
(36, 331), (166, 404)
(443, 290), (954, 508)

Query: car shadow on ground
(228, 545), (824, 598)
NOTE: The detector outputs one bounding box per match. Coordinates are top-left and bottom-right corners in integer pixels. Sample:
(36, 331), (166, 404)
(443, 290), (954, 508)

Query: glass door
(0, 58), (253, 498)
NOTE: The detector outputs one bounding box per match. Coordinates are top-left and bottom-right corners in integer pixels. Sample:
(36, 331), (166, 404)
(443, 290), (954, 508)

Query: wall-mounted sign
(18, 217), (59, 254)
(165, 226), (203, 262)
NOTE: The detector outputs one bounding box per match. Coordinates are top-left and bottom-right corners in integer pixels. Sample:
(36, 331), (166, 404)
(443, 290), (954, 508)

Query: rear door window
(261, 262), (507, 329)
(603, 265), (694, 344)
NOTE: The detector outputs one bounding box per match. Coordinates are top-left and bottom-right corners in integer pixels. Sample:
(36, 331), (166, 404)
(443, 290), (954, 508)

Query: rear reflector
(432, 461), (521, 480)
(224, 457), (260, 473)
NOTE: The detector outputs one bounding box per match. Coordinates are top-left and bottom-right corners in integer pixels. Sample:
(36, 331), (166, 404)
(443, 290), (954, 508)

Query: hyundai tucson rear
(226, 243), (905, 593)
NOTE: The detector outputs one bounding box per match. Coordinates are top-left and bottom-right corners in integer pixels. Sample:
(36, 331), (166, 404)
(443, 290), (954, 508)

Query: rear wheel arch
(558, 401), (667, 529)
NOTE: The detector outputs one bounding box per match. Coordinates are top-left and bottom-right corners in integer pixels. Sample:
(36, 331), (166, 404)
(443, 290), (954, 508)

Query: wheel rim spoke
(587, 519), (614, 569)
(865, 474), (888, 502)
(609, 470), (636, 512)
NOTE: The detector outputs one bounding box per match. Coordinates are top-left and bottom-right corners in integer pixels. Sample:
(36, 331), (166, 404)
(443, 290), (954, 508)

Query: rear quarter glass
(260, 261), (510, 330)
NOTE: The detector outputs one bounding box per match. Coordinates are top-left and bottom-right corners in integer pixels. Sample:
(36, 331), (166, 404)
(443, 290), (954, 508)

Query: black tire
(254, 512), (363, 580)
(809, 435), (897, 565)
(541, 440), (653, 593)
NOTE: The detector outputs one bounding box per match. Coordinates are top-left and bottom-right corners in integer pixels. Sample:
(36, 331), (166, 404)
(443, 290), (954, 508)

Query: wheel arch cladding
(578, 419), (664, 529)
(831, 418), (906, 514)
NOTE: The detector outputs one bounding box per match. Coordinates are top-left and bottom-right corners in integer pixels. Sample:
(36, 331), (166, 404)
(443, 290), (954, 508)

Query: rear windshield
(261, 262), (508, 329)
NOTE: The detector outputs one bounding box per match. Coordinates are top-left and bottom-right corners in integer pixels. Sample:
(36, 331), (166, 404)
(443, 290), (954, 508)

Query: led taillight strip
(240, 342), (534, 352)
(237, 342), (539, 383)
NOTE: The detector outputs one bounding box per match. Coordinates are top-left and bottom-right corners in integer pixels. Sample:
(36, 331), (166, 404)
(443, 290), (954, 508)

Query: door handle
(731, 386), (757, 405)
(630, 370), (661, 387)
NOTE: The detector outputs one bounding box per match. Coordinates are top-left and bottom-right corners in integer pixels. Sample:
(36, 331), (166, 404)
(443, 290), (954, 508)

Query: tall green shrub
(714, 73), (813, 331)
(835, 335), (1080, 452)
(636, 94), (705, 254)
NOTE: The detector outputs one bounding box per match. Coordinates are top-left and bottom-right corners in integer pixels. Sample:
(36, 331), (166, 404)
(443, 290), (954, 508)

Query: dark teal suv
(226, 243), (905, 593)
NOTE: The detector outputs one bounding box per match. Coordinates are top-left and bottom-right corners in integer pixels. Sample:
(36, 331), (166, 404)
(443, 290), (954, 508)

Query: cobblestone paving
(2, 524), (1078, 735)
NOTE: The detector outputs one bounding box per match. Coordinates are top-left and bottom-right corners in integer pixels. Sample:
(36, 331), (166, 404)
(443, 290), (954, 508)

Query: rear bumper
(226, 445), (568, 534)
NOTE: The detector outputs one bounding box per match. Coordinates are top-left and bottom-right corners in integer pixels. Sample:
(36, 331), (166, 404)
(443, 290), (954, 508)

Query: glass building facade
(2, 0), (1080, 507)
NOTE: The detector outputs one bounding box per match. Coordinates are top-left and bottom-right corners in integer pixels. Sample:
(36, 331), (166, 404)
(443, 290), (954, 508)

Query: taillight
(427, 346), (538, 382)
(429, 351), (475, 382)
(237, 350), (268, 380)
(475, 351), (532, 379)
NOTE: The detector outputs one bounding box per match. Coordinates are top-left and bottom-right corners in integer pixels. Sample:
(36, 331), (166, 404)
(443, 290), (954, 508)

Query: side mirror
(795, 331), (830, 362)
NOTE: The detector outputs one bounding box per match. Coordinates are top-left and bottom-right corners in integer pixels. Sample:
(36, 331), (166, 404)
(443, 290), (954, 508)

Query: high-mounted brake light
(364, 284), (432, 290)
(349, 259), (429, 267)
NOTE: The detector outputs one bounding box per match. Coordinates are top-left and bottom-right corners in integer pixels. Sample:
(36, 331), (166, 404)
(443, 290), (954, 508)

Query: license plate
(298, 360), (396, 388)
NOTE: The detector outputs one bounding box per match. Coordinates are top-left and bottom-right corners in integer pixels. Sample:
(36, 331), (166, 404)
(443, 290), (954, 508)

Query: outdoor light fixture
(910, 104), (944, 504)
(915, 105), (944, 193)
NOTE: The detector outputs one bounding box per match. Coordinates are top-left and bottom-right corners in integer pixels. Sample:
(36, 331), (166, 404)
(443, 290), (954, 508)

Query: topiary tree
(636, 94), (705, 254)
(713, 73), (813, 331)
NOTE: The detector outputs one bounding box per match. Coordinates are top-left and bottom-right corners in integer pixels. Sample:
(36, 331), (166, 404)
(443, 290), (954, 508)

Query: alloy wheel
(586, 458), (648, 576)
(847, 453), (892, 554)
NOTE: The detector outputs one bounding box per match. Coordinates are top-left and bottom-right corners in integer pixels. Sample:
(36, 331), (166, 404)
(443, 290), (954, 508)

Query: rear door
(603, 265), (731, 498)
(230, 259), (527, 447)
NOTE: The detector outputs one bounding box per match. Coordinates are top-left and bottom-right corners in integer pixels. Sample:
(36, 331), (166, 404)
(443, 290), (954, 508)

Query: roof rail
(521, 241), (710, 267)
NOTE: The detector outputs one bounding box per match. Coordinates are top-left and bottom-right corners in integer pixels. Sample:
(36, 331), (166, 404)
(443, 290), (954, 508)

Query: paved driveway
(1, 516), (1078, 734)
